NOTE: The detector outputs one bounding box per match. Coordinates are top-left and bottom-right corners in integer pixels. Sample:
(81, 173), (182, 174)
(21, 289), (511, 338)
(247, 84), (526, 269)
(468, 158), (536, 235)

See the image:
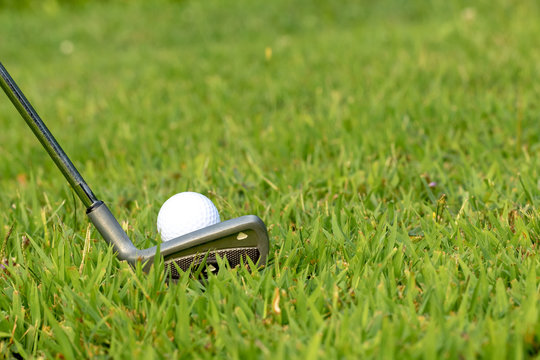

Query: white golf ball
(157, 192), (221, 241)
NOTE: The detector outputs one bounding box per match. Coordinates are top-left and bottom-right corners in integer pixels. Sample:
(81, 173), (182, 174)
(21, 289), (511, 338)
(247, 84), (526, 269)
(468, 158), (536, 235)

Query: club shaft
(0, 62), (98, 208)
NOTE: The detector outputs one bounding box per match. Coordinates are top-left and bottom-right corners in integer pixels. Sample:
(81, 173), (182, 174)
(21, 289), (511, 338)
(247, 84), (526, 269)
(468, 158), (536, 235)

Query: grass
(0, 0), (539, 358)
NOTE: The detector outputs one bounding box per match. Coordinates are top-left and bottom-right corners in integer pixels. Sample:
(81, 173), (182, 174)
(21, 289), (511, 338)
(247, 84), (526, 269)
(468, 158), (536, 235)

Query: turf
(0, 0), (539, 358)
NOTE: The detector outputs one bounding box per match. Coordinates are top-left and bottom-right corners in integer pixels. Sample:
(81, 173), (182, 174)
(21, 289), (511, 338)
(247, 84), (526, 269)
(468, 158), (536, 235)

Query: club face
(148, 215), (269, 278)
(164, 247), (262, 278)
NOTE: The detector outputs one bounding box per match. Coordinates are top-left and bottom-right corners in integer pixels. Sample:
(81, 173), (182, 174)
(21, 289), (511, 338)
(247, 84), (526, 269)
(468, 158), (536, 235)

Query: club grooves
(165, 247), (260, 278)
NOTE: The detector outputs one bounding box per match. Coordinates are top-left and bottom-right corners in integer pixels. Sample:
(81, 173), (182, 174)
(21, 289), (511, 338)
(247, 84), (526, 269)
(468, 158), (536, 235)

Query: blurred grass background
(0, 0), (539, 358)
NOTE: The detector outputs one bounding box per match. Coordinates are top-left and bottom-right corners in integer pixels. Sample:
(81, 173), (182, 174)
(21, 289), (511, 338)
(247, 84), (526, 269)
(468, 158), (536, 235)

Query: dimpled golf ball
(157, 192), (221, 241)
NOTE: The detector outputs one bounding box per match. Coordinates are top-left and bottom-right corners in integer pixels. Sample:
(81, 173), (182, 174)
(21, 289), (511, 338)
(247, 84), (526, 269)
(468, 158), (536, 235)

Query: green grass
(0, 0), (539, 358)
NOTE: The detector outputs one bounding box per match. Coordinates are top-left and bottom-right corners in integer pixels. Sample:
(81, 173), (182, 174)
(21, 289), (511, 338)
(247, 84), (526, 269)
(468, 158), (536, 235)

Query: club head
(87, 201), (269, 278)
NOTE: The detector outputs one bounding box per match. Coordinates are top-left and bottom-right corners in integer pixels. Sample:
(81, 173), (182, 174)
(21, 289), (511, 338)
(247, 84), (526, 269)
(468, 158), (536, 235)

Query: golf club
(0, 61), (269, 278)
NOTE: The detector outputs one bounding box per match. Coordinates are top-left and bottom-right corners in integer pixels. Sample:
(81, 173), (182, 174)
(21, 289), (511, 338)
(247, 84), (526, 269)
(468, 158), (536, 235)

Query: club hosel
(86, 201), (138, 260)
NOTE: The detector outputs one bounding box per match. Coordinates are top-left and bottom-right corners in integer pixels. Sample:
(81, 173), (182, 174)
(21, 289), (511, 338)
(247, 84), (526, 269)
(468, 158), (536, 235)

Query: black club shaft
(0, 62), (98, 208)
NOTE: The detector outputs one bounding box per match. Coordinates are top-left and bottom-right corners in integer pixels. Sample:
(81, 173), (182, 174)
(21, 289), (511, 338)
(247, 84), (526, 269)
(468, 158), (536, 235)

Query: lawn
(0, 0), (539, 358)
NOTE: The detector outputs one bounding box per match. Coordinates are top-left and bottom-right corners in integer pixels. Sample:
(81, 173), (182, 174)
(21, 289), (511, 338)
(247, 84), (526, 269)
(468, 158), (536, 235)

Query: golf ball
(157, 192), (221, 241)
